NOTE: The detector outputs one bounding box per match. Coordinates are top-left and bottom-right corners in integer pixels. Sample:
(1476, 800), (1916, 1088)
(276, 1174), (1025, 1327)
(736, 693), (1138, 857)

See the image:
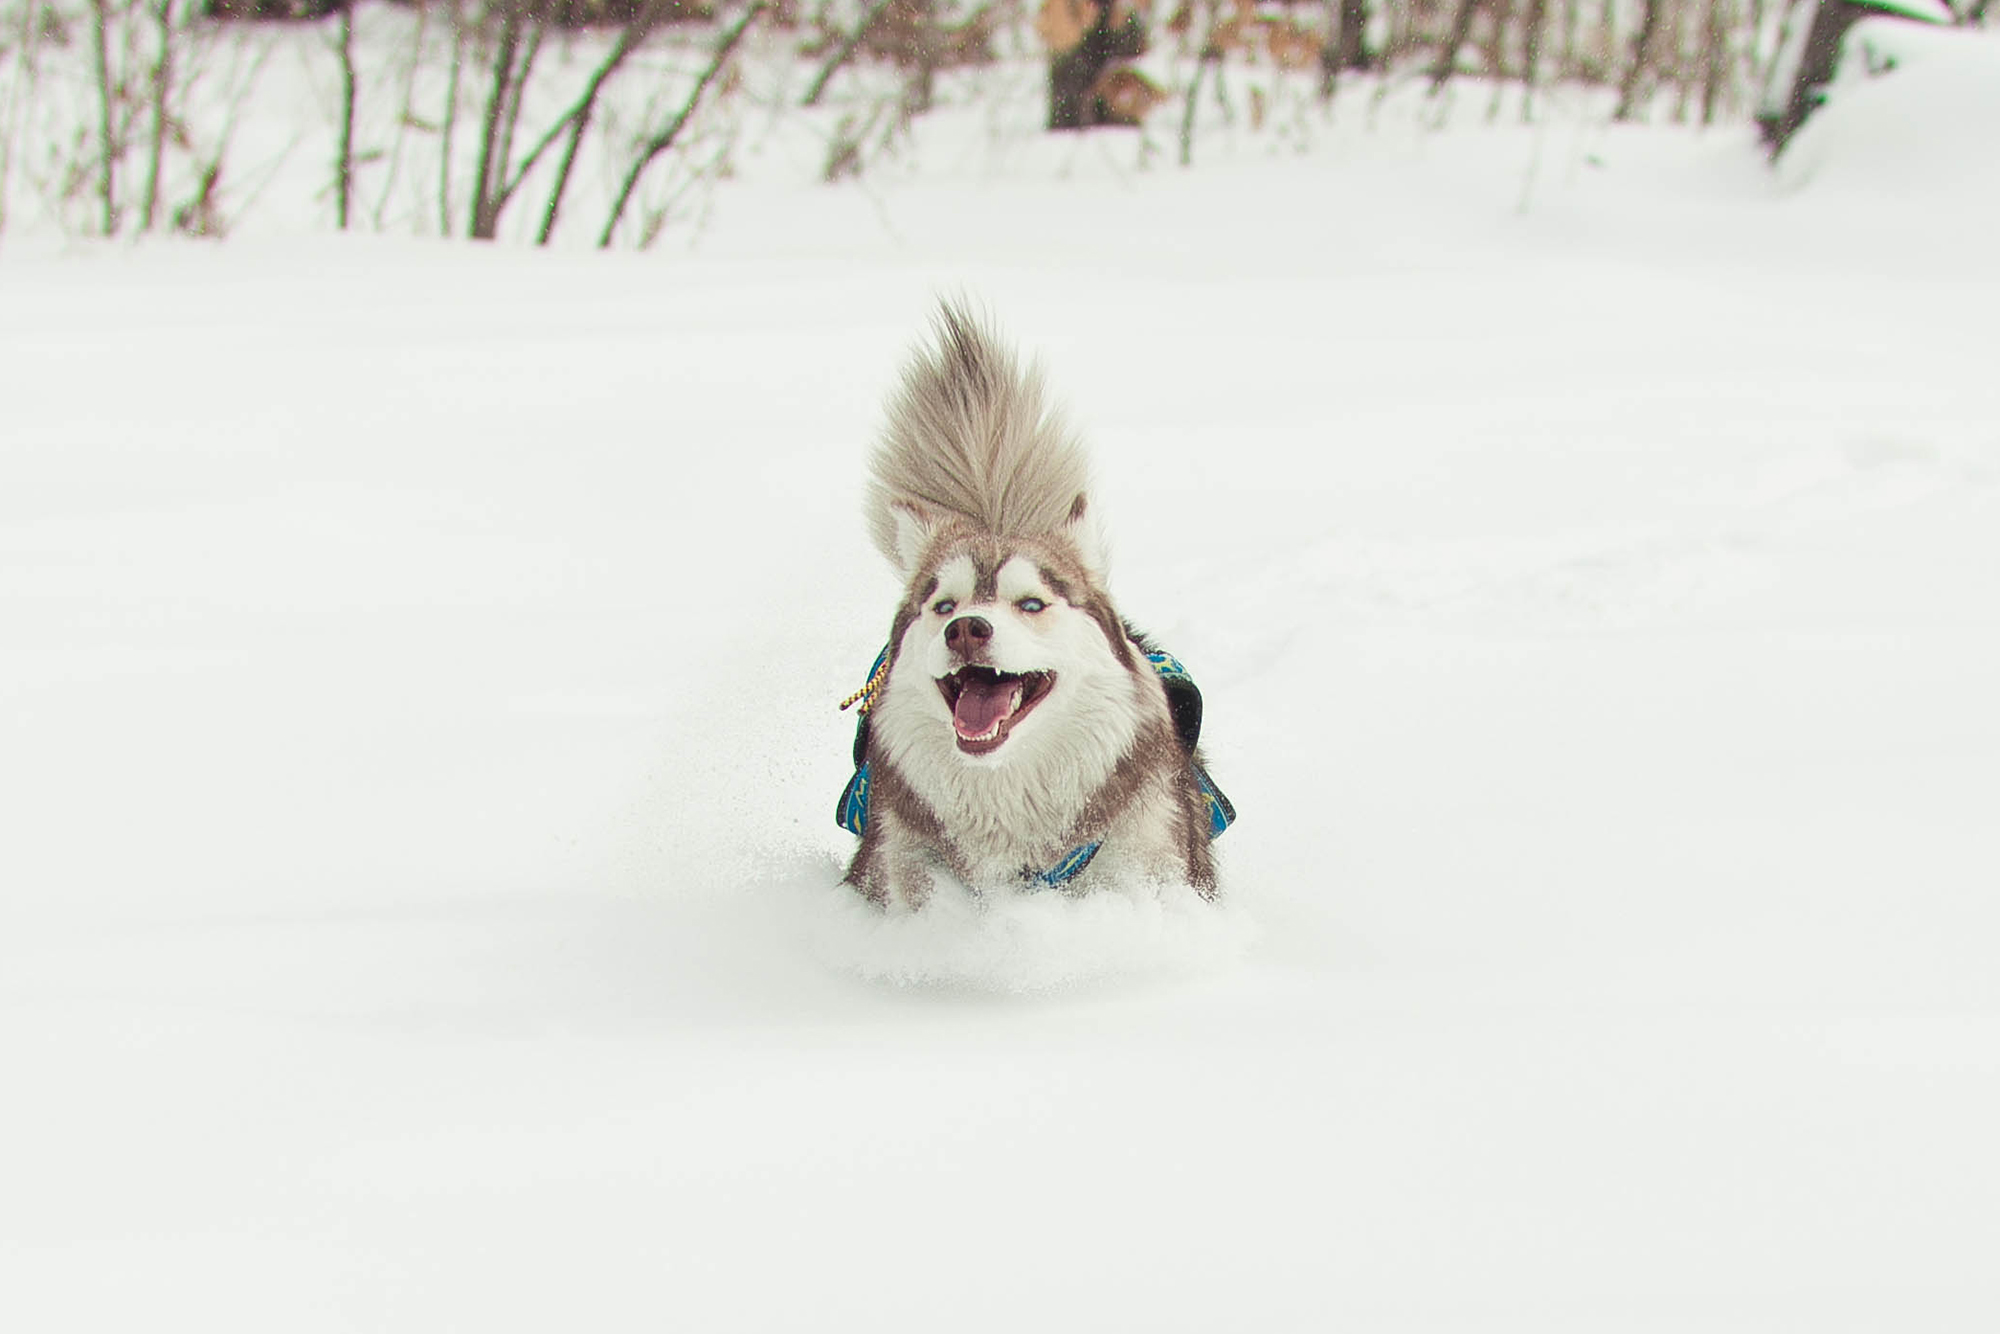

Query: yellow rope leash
(838, 655), (889, 715)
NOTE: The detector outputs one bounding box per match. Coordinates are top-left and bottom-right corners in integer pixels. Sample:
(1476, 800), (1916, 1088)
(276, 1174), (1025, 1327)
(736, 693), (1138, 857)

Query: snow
(1780, 21), (2000, 204)
(6, 49), (2000, 1333)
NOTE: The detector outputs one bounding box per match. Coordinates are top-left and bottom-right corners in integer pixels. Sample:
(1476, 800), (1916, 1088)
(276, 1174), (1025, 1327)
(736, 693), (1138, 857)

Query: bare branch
(598, 1), (764, 250)
(533, 0), (684, 244)
(494, 22), (544, 191)
(802, 0), (896, 107)
(495, 110), (573, 206)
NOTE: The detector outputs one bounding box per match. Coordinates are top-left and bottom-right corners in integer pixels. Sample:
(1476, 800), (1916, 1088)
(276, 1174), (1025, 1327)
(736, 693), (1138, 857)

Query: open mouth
(936, 666), (1055, 755)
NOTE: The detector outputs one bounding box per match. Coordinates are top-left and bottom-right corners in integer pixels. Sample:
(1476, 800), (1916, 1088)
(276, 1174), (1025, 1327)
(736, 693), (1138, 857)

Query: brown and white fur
(845, 302), (1217, 909)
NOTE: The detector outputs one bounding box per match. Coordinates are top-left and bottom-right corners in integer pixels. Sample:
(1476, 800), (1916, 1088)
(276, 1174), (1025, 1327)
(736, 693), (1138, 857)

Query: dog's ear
(1060, 492), (1110, 584)
(887, 501), (942, 578)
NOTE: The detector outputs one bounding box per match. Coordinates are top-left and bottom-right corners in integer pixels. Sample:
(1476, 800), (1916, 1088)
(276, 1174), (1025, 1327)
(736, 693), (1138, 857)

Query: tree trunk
(89, 0), (119, 235)
(468, 7), (524, 238)
(1483, 0), (1513, 118)
(1180, 48), (1212, 163)
(0, 0), (32, 231)
(1049, 2), (1146, 130)
(1611, 0), (1664, 120)
(1668, 0), (1694, 122)
(140, 0), (174, 231)
(1318, 0), (1370, 99)
(1337, 0), (1370, 67)
(1427, 0), (1481, 95)
(905, 0), (939, 116)
(1765, 0), (1864, 154)
(1318, 0), (1340, 99)
(1699, 0), (1728, 124)
(1520, 0), (1549, 118)
(1376, 0), (1400, 59)
(462, 11), (560, 242)
(335, 0), (357, 229)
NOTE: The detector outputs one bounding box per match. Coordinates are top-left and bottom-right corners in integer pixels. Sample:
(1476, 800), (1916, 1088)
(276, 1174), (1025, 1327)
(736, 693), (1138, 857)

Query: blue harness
(836, 646), (1235, 886)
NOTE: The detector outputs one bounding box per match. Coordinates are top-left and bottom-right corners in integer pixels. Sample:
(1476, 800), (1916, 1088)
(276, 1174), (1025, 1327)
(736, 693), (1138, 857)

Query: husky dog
(842, 303), (1224, 909)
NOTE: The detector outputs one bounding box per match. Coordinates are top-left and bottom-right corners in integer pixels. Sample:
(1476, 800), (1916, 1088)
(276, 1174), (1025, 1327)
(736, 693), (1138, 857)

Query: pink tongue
(953, 677), (1017, 738)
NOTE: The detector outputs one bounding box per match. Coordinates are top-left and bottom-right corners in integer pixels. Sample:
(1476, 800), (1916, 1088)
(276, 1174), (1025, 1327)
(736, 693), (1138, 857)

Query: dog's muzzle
(936, 665), (1055, 755)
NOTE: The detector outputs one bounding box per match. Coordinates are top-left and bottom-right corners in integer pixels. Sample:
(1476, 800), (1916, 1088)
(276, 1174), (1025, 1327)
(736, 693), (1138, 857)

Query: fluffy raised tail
(864, 301), (1100, 577)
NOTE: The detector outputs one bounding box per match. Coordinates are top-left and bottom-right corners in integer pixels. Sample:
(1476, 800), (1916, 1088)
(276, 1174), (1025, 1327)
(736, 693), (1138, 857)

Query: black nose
(944, 615), (992, 657)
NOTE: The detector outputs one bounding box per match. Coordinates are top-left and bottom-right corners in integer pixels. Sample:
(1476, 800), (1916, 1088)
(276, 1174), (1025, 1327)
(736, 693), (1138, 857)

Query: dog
(838, 302), (1231, 910)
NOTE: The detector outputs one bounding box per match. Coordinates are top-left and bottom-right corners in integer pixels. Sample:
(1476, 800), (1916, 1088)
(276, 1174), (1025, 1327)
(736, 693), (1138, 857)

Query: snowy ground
(5, 44), (2000, 1332)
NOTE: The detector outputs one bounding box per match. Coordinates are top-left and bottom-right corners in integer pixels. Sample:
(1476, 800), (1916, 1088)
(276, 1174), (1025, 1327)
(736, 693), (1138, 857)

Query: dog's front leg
(844, 811), (948, 911)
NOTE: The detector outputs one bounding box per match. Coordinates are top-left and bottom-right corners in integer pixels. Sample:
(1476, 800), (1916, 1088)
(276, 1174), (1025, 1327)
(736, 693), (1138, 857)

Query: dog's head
(869, 505), (1148, 791)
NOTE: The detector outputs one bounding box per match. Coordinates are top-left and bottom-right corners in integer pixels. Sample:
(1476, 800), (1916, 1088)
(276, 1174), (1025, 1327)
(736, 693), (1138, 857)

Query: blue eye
(1017, 597), (1046, 614)
(933, 599), (956, 616)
